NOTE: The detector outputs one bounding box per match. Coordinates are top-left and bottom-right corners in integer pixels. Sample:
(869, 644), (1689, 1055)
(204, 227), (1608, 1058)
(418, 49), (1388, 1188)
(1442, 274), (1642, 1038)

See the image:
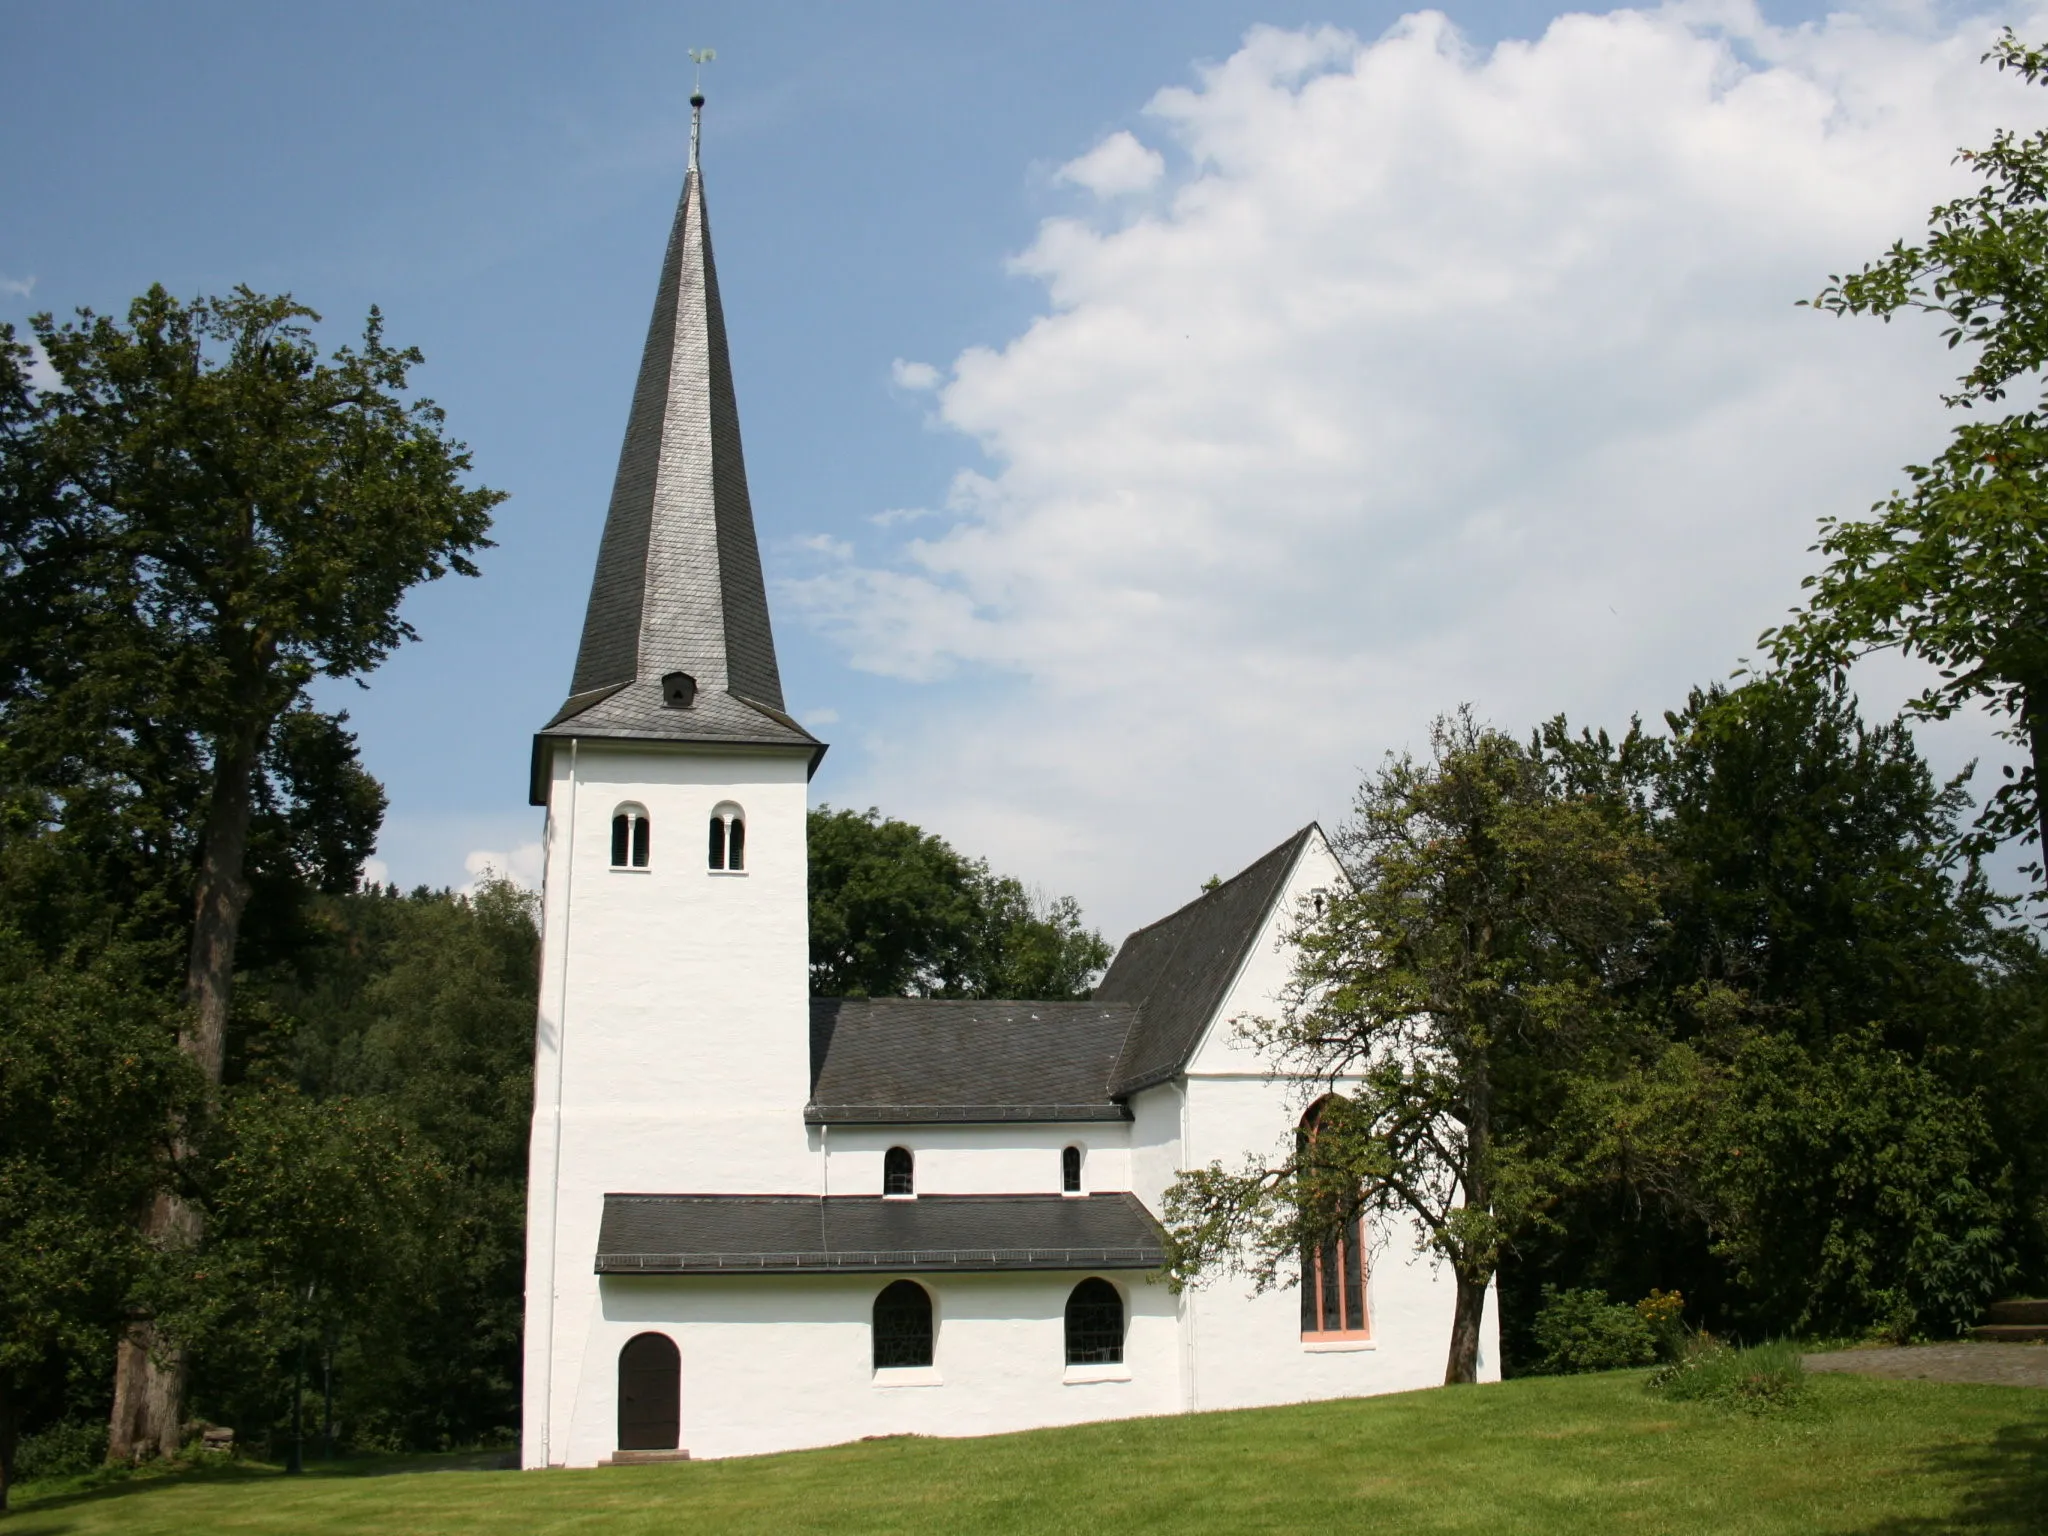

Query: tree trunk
(1443, 1266), (1491, 1385)
(1, 1371), (18, 1515)
(108, 722), (264, 1463)
(2028, 691), (2048, 881)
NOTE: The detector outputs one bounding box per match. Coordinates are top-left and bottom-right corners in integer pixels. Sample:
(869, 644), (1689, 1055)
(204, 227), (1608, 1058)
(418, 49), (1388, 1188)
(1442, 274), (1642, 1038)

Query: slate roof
(807, 999), (1140, 1123)
(595, 1193), (1164, 1274)
(1096, 826), (1317, 1096)
(533, 130), (822, 803)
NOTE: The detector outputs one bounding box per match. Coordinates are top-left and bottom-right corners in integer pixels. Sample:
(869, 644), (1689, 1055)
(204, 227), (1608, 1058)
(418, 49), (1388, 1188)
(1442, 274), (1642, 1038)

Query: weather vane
(688, 47), (715, 169)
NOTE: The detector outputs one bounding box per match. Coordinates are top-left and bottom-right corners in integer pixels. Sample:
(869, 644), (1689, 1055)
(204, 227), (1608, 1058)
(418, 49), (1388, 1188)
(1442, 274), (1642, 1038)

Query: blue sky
(3, 1), (2037, 938)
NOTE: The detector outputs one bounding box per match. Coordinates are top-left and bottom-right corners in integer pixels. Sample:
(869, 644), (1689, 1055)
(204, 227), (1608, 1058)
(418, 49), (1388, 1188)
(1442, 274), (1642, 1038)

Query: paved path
(1804, 1343), (2048, 1389)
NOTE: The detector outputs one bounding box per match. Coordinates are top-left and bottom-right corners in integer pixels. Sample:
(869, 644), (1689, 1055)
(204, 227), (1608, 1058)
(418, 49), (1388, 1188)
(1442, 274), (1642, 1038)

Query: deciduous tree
(1161, 711), (1662, 1384)
(0, 287), (500, 1457)
(1762, 31), (2048, 884)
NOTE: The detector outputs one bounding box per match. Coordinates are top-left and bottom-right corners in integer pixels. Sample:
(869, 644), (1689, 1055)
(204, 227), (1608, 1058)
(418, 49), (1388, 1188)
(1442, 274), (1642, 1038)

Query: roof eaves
(803, 1102), (1134, 1125)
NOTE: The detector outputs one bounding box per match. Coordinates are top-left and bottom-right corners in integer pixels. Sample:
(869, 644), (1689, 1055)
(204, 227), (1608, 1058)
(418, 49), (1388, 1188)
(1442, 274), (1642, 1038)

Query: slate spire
(561, 95), (785, 712)
(533, 93), (819, 801)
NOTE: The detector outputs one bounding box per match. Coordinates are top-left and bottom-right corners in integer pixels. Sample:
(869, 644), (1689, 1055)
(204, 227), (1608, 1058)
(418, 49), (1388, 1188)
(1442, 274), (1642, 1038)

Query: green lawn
(8, 1370), (2046, 1534)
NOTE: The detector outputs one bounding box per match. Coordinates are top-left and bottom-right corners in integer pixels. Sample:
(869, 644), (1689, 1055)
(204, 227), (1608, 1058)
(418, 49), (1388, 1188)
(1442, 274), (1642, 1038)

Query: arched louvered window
(1064, 1278), (1124, 1365)
(872, 1280), (934, 1369)
(611, 805), (650, 870)
(708, 802), (745, 871)
(1298, 1097), (1369, 1341)
(1062, 1145), (1083, 1194)
(883, 1145), (914, 1197)
(616, 1332), (679, 1450)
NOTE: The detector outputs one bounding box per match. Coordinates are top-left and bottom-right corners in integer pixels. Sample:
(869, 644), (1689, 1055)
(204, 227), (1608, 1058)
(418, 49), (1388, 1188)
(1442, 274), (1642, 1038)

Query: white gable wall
(1164, 828), (1501, 1407)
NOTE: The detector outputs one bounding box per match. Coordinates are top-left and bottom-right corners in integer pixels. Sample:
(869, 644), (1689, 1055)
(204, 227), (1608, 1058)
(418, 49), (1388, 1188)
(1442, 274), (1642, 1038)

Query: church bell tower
(521, 89), (825, 1468)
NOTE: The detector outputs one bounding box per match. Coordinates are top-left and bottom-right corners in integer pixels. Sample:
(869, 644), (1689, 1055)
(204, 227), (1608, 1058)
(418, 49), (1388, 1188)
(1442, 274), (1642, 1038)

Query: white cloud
(1056, 130), (1166, 197)
(804, 706), (842, 727)
(464, 842), (544, 892)
(359, 856), (392, 891)
(787, 4), (2046, 940)
(0, 273), (34, 299)
(21, 339), (59, 392)
(891, 358), (942, 390)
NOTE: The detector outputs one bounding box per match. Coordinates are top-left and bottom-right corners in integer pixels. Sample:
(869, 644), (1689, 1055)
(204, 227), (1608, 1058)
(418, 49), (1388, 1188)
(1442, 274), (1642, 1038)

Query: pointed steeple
(535, 95), (820, 801)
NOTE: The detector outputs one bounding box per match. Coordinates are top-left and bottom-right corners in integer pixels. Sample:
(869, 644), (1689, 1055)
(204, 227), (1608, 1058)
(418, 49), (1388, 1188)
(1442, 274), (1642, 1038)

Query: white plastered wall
(820, 1123), (1130, 1197)
(522, 739), (818, 1469)
(560, 1270), (1179, 1463)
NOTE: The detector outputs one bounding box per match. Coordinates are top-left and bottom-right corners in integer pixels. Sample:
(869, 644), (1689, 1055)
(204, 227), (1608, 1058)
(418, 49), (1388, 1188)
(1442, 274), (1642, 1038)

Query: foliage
(1161, 710), (1665, 1384)
(1500, 679), (2030, 1362)
(1635, 1289), (1686, 1360)
(1760, 31), (2048, 882)
(1530, 1288), (1657, 1374)
(1705, 1029), (2014, 1340)
(0, 932), (197, 1509)
(9, 1418), (105, 1484)
(807, 806), (1111, 999)
(216, 879), (539, 1453)
(1648, 1339), (1808, 1415)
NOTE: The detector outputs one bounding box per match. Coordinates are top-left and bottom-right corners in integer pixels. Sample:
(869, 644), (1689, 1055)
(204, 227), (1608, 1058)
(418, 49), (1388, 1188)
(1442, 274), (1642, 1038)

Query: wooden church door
(617, 1332), (681, 1450)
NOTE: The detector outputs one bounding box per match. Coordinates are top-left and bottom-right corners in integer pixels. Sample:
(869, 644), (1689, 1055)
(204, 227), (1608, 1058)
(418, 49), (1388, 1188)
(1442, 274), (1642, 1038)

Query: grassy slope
(8, 1371), (2047, 1535)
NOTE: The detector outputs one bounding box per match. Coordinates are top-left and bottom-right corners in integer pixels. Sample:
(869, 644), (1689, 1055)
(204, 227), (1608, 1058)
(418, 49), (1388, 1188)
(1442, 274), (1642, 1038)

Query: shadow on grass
(1851, 1422), (2048, 1535)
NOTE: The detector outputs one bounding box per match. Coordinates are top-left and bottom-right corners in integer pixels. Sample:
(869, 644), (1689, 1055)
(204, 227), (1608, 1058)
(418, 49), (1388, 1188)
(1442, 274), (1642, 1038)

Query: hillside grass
(7, 1369), (2046, 1534)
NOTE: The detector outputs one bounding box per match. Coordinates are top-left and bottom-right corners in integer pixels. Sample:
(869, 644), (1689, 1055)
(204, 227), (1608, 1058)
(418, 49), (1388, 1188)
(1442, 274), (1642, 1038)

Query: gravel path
(1804, 1343), (2048, 1389)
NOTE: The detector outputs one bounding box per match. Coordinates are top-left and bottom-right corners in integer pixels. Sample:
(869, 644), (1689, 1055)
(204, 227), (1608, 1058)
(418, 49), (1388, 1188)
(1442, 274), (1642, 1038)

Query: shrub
(1533, 1287), (1658, 1373)
(1636, 1288), (1688, 1361)
(1650, 1339), (1807, 1414)
(12, 1419), (107, 1482)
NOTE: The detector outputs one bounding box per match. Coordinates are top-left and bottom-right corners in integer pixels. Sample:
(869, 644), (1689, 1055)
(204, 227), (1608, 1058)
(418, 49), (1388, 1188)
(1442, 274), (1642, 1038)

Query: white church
(519, 97), (1497, 1469)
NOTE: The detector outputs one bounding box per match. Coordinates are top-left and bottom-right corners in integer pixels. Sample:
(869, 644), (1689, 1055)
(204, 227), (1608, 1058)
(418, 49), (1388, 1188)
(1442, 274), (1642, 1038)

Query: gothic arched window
(883, 1145), (914, 1197)
(616, 1332), (679, 1450)
(611, 804), (650, 870)
(1298, 1097), (1369, 1341)
(872, 1280), (934, 1369)
(1064, 1278), (1124, 1365)
(1062, 1145), (1083, 1194)
(708, 802), (745, 871)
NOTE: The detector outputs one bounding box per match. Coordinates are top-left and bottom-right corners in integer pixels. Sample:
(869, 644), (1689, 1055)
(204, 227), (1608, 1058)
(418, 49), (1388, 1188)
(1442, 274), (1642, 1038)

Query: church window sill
(1062, 1363), (1132, 1385)
(1302, 1338), (1376, 1353)
(707, 870), (749, 878)
(610, 867), (649, 875)
(882, 1193), (915, 1202)
(873, 1365), (943, 1388)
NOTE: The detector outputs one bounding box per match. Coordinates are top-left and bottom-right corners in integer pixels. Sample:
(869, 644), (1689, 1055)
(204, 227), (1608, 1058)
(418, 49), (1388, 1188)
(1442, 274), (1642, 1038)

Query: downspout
(1179, 1077), (1199, 1414)
(538, 738), (579, 1467)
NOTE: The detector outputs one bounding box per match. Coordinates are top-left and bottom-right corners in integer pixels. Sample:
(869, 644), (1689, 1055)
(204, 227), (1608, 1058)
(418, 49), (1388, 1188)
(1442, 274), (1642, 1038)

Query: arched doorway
(617, 1332), (680, 1451)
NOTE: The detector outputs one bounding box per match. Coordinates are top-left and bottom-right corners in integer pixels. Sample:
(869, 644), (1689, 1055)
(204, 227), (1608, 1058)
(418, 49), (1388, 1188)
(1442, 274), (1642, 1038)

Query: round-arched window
(1064, 1278), (1124, 1365)
(708, 801), (746, 871)
(872, 1280), (934, 1369)
(611, 804), (650, 869)
(883, 1145), (914, 1197)
(1062, 1145), (1083, 1194)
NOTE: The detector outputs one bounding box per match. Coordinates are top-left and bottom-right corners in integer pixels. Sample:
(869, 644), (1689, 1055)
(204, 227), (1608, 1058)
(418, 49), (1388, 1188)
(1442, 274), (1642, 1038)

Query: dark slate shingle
(1095, 826), (1315, 1096)
(807, 999), (1138, 1123)
(535, 154), (817, 803)
(595, 1193), (1165, 1274)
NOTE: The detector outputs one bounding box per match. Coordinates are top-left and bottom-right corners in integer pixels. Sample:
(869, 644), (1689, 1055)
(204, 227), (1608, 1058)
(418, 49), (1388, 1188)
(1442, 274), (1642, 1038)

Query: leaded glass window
(872, 1280), (933, 1369)
(1064, 1278), (1124, 1365)
(883, 1146), (914, 1196)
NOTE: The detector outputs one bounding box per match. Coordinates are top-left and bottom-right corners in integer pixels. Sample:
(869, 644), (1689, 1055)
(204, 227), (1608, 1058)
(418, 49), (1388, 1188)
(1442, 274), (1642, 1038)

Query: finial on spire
(688, 47), (715, 170)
